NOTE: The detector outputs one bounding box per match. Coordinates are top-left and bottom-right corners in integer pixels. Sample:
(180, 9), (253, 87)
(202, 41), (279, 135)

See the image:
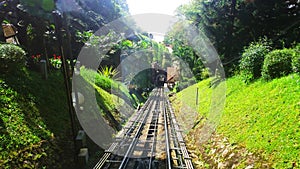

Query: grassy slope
(79, 67), (140, 166)
(80, 67), (138, 107)
(220, 75), (300, 168)
(80, 67), (137, 124)
(0, 66), (140, 168)
(0, 66), (137, 168)
(0, 68), (73, 168)
(172, 74), (300, 168)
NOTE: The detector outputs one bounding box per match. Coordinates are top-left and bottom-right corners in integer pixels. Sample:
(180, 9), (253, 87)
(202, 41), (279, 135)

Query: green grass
(79, 67), (143, 131)
(172, 74), (300, 168)
(79, 67), (142, 166)
(220, 75), (300, 168)
(80, 67), (138, 107)
(0, 68), (73, 168)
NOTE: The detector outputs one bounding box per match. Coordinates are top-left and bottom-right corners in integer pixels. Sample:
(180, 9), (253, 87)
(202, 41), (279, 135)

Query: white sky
(127, 0), (190, 16)
(127, 0), (190, 42)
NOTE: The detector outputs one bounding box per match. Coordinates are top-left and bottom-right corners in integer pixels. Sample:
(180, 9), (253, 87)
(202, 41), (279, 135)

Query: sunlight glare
(127, 0), (190, 42)
(127, 0), (189, 16)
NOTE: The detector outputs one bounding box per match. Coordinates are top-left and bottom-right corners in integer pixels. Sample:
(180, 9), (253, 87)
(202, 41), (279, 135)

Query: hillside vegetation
(171, 74), (300, 168)
(79, 67), (140, 128)
(0, 68), (72, 168)
(0, 66), (140, 168)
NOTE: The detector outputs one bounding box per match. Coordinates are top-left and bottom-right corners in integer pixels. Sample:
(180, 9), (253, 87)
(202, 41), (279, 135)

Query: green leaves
(20, 0), (55, 11)
(291, 44), (300, 74)
(0, 80), (49, 159)
(121, 40), (133, 48)
(165, 22), (205, 80)
(75, 30), (94, 44)
(239, 38), (271, 83)
(0, 69), (74, 168)
(19, 0), (55, 19)
(0, 44), (26, 61)
(41, 0), (55, 12)
(173, 0), (300, 76)
(262, 48), (295, 80)
(138, 40), (149, 49)
(98, 66), (119, 79)
(0, 44), (26, 73)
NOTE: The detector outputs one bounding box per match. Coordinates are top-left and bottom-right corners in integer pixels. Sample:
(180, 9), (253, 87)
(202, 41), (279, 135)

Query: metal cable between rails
(93, 90), (157, 169)
(148, 90), (161, 168)
(118, 89), (161, 169)
(94, 88), (193, 169)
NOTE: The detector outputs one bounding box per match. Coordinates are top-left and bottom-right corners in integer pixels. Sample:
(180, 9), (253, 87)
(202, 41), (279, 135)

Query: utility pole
(52, 10), (77, 161)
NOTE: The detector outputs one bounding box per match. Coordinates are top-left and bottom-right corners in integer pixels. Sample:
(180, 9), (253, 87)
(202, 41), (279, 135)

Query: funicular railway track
(94, 88), (194, 169)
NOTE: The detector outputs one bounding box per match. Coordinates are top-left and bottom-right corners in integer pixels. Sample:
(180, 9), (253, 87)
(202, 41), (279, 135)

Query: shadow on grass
(0, 68), (75, 168)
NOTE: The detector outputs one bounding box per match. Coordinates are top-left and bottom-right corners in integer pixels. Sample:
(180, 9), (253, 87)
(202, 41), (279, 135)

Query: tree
(172, 0), (300, 76)
(0, 0), (134, 70)
(164, 22), (205, 80)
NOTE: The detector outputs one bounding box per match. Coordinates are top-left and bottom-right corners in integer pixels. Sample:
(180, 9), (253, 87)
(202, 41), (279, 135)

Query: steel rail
(148, 88), (162, 168)
(166, 99), (194, 169)
(94, 88), (193, 169)
(163, 90), (172, 169)
(166, 99), (184, 167)
(118, 89), (160, 169)
(93, 90), (156, 169)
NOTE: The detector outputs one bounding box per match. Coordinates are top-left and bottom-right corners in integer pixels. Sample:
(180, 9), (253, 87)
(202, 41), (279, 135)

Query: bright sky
(127, 0), (190, 42)
(127, 0), (190, 16)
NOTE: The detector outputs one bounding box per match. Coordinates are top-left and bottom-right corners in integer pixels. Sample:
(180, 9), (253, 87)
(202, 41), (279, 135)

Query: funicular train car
(166, 67), (179, 89)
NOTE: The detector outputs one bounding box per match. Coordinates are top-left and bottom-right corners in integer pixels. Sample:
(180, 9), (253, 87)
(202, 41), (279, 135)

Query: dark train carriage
(154, 69), (167, 87)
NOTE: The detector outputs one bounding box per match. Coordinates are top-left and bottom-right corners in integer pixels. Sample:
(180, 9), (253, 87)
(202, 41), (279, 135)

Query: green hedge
(0, 44), (26, 72)
(239, 40), (271, 82)
(291, 44), (300, 73)
(262, 48), (295, 80)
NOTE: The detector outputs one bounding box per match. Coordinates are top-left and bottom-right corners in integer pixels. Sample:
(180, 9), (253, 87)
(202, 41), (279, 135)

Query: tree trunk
(224, 0), (237, 72)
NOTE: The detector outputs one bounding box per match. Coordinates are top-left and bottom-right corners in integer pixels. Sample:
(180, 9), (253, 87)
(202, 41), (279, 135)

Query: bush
(200, 68), (211, 80)
(291, 44), (300, 73)
(239, 39), (271, 82)
(98, 66), (119, 79)
(262, 48), (295, 80)
(0, 44), (26, 72)
(95, 74), (113, 92)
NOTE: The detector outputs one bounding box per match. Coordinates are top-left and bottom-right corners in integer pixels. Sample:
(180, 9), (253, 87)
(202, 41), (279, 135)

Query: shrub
(262, 48), (295, 80)
(0, 44), (26, 72)
(95, 74), (113, 92)
(291, 44), (300, 73)
(98, 66), (119, 79)
(200, 68), (210, 80)
(239, 39), (271, 82)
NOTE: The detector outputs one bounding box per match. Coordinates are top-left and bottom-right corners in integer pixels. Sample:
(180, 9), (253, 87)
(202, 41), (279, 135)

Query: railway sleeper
(105, 160), (122, 163)
(173, 166), (188, 169)
(170, 147), (181, 151)
(138, 140), (154, 143)
(149, 122), (164, 125)
(134, 159), (159, 169)
(133, 147), (152, 151)
(148, 128), (157, 132)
